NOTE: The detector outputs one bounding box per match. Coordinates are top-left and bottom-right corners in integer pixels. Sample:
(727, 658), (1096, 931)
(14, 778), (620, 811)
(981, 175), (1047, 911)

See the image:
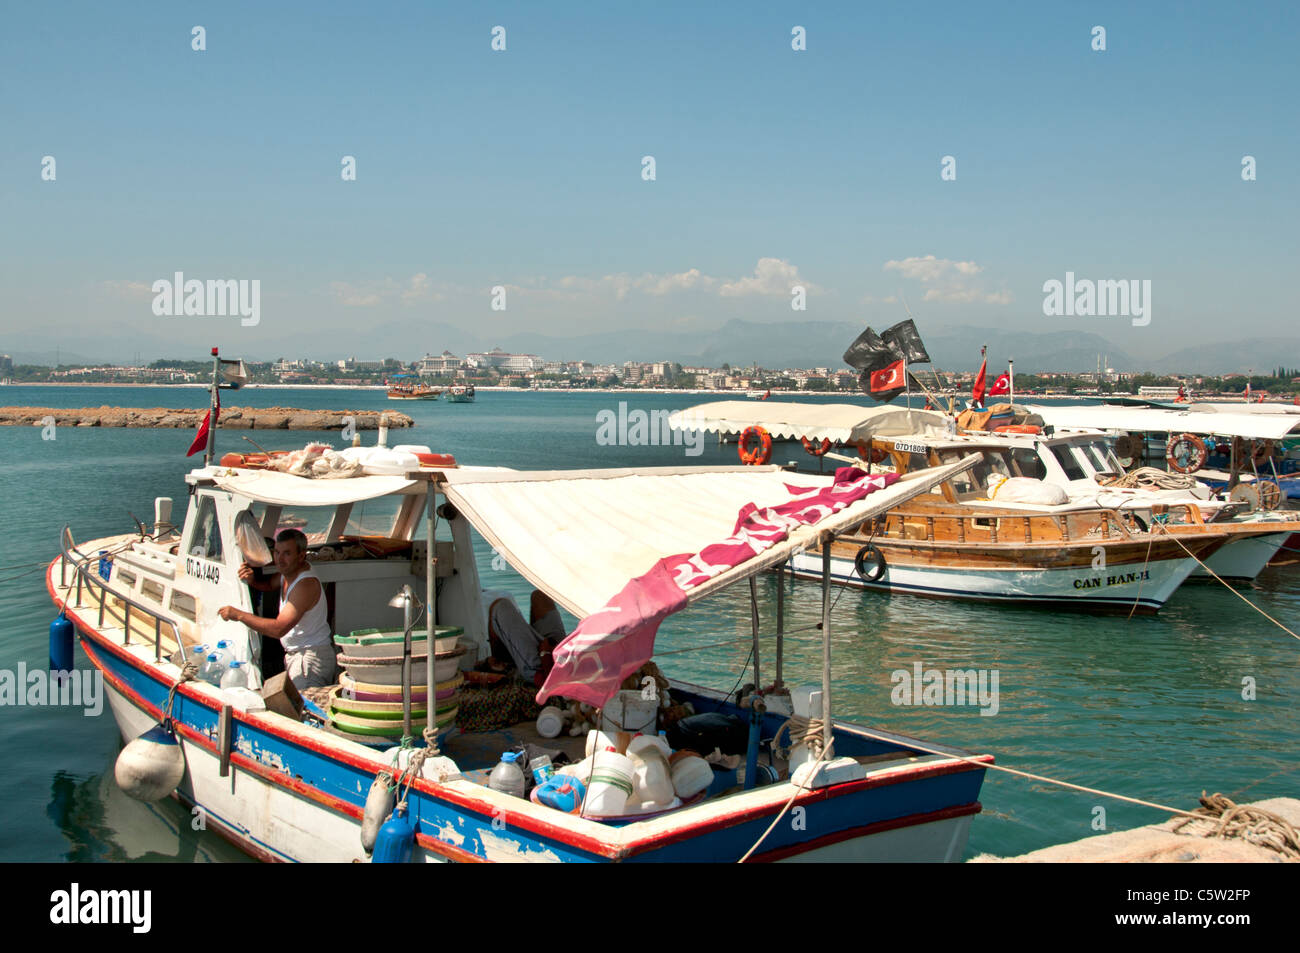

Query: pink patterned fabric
(537, 468), (899, 707)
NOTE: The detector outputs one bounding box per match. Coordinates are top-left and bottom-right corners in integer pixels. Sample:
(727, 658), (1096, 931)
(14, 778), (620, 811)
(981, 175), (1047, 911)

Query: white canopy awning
(668, 401), (947, 445)
(440, 458), (976, 618)
(1029, 404), (1300, 441)
(205, 469), (420, 506)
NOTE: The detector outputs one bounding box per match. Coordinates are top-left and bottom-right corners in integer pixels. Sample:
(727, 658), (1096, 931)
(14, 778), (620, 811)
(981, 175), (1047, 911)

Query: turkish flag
(869, 359), (905, 395)
(988, 373), (1010, 396)
(972, 357), (988, 407)
(186, 398), (220, 457)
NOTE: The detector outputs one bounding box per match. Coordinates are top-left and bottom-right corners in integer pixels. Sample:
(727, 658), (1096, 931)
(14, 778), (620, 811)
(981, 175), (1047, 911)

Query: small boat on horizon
(444, 384), (475, 403)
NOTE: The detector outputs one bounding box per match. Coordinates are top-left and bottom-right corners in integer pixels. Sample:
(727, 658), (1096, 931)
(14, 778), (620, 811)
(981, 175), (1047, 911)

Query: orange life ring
(218, 450), (290, 469)
(855, 441), (888, 464)
(801, 436), (832, 457)
(414, 452), (458, 468)
(739, 426), (772, 465)
(1167, 433), (1208, 473)
(993, 425), (1041, 434)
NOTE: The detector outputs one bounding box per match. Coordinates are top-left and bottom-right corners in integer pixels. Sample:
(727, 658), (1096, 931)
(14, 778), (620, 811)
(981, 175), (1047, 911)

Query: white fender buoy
(361, 775), (395, 854)
(114, 722), (186, 801)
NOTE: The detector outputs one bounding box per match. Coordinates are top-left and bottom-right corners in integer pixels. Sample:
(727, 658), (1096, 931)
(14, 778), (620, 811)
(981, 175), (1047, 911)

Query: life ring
(218, 450), (289, 469)
(1113, 434), (1143, 467)
(993, 425), (1041, 434)
(1166, 433), (1208, 474)
(414, 452), (458, 469)
(854, 544), (886, 582)
(738, 426), (772, 465)
(855, 441), (888, 464)
(801, 436), (832, 457)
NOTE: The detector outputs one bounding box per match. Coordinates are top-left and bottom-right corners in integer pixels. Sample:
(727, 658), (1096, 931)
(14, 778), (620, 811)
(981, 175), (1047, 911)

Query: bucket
(669, 751), (713, 799)
(600, 690), (658, 735)
(584, 749), (634, 816)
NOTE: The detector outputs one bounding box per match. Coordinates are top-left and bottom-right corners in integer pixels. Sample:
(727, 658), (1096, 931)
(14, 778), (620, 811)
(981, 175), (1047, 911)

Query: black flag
(880, 319), (930, 364)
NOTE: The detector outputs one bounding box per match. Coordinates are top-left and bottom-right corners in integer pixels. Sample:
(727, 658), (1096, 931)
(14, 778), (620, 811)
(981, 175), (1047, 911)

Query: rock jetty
(0, 406), (415, 430)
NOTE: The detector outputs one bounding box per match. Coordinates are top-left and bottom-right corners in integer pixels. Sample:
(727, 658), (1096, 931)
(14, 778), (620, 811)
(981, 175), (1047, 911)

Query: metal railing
(58, 526), (181, 663)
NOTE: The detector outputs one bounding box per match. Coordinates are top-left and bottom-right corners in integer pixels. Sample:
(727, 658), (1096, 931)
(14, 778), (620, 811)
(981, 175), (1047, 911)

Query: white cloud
(330, 273), (448, 307)
(883, 255), (1010, 306)
(719, 258), (816, 296)
(883, 255), (983, 282)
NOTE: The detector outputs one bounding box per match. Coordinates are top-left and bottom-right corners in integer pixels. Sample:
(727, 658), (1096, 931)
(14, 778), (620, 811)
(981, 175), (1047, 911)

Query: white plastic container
(536, 706), (565, 739)
(220, 660), (249, 691)
(556, 756), (594, 785)
(626, 734), (674, 809)
(488, 751), (527, 798)
(670, 751), (713, 799)
(600, 690), (658, 735)
(585, 749), (634, 816)
(584, 729), (620, 759)
(200, 653), (224, 685)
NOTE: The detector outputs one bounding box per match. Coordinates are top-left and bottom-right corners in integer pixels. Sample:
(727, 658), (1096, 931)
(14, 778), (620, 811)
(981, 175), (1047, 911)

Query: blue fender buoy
(371, 803), (415, 863)
(49, 610), (74, 673)
(114, 721), (187, 801)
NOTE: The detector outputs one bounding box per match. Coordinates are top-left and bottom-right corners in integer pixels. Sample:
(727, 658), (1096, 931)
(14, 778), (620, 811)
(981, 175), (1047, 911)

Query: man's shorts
(285, 643), (338, 691)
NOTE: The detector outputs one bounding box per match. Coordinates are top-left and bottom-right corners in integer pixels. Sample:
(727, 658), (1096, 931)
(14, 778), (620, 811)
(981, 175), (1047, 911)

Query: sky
(1, 1), (1296, 364)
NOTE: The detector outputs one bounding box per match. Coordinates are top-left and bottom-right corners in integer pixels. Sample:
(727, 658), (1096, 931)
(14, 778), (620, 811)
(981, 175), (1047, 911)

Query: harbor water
(0, 385), (1296, 862)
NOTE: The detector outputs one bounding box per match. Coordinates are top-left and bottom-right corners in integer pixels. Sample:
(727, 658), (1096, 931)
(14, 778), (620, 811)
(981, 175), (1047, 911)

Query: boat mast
(426, 477), (437, 741)
(820, 536), (833, 756)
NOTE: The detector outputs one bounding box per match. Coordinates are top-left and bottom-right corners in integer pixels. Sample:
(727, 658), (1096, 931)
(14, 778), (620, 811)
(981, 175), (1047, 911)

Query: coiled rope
(1099, 467), (1199, 491)
(1170, 792), (1300, 860)
(737, 714), (830, 863)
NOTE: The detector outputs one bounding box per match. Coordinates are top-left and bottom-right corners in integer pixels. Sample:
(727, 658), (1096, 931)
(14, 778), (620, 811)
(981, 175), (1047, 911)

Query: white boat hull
(790, 550), (1196, 612)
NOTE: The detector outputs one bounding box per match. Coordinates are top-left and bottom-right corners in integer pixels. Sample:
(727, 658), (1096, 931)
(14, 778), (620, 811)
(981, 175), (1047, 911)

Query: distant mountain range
(5, 321), (1295, 376)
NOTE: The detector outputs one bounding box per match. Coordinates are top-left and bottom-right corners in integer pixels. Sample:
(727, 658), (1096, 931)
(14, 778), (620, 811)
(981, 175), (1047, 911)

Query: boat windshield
(1049, 445), (1088, 481)
(938, 449), (1012, 494)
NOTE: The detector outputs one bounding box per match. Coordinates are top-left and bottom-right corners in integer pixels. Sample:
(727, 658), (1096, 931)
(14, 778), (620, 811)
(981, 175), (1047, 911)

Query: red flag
(869, 359), (905, 395)
(186, 398), (219, 457)
(988, 373), (1010, 397)
(972, 353), (988, 407)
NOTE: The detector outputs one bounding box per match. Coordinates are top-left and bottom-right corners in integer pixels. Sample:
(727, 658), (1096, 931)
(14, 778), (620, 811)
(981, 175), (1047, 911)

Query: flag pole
(1008, 358), (1015, 409)
(205, 347), (220, 467)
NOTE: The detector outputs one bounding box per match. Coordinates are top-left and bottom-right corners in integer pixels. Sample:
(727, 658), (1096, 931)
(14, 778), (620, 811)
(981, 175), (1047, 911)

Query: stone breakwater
(0, 406), (415, 430)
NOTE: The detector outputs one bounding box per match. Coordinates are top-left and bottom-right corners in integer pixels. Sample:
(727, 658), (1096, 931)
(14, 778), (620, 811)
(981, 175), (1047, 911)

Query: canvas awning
(439, 458), (977, 619)
(667, 400), (947, 444)
(205, 469), (421, 506)
(1029, 404), (1300, 441)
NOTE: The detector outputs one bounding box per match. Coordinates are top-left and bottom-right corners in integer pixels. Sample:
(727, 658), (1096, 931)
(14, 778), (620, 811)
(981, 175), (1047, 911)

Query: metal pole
(748, 576), (761, 690)
(426, 481), (437, 740)
(205, 348), (220, 467)
(401, 588), (413, 739)
(1008, 359), (1015, 408)
(775, 562), (785, 689)
(820, 539), (832, 755)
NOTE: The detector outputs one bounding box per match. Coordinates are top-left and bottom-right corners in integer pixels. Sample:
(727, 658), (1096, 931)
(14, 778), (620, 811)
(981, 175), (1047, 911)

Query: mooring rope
(162, 660), (199, 727)
(1100, 467), (1200, 491)
(738, 715), (830, 863)
(1170, 792), (1300, 860)
(1152, 524), (1300, 641)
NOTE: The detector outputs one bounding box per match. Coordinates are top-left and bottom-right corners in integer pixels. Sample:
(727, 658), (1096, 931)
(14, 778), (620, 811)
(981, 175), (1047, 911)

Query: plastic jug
(488, 751), (526, 798)
(626, 734), (674, 808)
(585, 748), (634, 816)
(200, 653), (224, 685)
(188, 644), (210, 673)
(221, 660), (249, 691)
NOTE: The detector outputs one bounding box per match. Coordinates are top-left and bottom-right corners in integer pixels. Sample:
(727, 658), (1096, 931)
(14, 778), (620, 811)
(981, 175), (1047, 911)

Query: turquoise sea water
(0, 385), (1296, 862)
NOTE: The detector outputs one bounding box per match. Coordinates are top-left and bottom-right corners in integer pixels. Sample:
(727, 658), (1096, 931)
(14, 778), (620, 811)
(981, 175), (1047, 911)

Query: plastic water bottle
(213, 639), (235, 669)
(201, 653), (224, 685)
(221, 660), (248, 690)
(188, 644), (210, 673)
(488, 751), (526, 798)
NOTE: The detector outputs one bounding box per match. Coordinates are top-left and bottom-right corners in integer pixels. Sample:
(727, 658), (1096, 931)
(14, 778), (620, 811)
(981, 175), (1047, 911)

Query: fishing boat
(44, 353), (994, 863)
(671, 402), (1244, 609)
(387, 383), (442, 400)
(444, 384), (475, 403)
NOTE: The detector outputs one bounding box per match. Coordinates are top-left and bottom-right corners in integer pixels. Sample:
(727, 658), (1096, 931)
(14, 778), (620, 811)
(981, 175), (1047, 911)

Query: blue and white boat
(45, 356), (992, 863)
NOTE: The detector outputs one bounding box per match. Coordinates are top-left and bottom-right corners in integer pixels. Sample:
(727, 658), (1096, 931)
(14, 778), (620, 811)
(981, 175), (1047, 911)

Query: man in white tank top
(219, 529), (338, 690)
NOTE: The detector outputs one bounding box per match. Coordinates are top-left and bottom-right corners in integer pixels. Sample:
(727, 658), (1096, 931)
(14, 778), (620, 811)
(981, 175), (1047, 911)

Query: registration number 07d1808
(893, 441), (927, 455)
(185, 557), (221, 585)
